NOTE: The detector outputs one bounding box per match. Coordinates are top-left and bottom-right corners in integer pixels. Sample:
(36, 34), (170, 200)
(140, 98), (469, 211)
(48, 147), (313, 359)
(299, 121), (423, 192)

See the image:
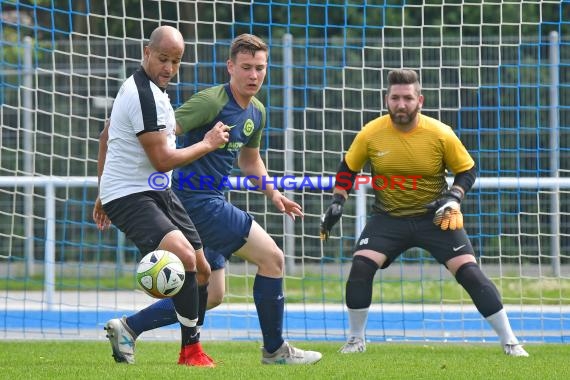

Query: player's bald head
(148, 25), (184, 52)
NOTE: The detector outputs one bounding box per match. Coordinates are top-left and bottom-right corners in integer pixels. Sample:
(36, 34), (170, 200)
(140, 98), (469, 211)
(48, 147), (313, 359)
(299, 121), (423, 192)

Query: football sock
(126, 298), (176, 336)
(253, 274), (284, 354)
(196, 283), (209, 337)
(347, 308), (369, 340)
(343, 256), (378, 340)
(455, 262), (502, 317)
(486, 308), (520, 345)
(173, 271), (200, 346)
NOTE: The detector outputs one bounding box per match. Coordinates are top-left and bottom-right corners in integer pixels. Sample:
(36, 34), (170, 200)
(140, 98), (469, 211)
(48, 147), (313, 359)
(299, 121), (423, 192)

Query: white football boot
(339, 336), (366, 353)
(104, 317), (136, 364)
(504, 343), (529, 357)
(261, 341), (322, 365)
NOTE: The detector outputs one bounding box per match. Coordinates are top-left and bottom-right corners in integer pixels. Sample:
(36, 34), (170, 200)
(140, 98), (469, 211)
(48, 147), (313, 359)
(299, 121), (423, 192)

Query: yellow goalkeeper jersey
(344, 113), (475, 217)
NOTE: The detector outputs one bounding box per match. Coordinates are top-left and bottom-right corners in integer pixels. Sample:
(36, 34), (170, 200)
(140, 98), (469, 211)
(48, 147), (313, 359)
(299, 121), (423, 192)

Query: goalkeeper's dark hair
(387, 69), (421, 96)
(230, 34), (268, 61)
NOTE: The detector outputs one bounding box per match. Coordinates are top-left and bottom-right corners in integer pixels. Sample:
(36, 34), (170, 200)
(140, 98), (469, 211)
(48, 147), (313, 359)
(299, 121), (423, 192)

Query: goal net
(1, 0), (568, 343)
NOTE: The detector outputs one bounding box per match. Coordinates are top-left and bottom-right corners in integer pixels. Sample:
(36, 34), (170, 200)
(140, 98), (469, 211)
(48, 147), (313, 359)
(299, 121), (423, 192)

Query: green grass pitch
(1, 341), (568, 380)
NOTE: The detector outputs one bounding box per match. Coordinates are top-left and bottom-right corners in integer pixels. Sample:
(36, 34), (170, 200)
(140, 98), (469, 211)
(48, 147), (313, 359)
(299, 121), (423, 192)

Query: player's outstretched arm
(140, 121), (229, 172)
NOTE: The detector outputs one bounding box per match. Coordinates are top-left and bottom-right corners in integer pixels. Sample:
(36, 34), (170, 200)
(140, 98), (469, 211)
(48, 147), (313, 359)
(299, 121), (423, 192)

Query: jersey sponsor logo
(243, 119), (255, 136)
(223, 141), (244, 151)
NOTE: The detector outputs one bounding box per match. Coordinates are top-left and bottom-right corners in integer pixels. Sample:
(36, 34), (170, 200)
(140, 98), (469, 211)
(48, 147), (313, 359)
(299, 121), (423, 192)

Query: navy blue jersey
(173, 83), (265, 195)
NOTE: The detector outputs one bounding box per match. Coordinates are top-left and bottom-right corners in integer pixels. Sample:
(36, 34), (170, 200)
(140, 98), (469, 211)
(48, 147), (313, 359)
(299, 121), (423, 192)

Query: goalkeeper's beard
(388, 105), (421, 126)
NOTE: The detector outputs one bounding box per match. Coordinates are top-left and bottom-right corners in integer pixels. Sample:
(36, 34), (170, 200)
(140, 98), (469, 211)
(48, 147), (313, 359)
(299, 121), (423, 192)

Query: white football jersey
(100, 68), (177, 204)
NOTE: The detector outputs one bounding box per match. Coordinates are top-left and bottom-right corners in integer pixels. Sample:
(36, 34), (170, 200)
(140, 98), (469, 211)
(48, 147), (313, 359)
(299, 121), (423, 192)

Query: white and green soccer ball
(136, 250), (185, 298)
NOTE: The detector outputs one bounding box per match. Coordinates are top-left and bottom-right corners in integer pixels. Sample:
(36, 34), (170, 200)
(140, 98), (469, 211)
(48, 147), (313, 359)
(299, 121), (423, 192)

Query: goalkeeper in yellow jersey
(320, 69), (529, 357)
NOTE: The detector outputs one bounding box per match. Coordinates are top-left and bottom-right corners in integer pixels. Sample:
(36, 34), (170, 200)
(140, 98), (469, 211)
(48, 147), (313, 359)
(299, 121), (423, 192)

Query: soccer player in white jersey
(93, 25), (230, 367)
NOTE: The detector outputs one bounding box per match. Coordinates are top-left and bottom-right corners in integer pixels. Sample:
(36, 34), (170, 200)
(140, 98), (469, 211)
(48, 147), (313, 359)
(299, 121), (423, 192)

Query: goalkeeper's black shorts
(354, 211), (474, 269)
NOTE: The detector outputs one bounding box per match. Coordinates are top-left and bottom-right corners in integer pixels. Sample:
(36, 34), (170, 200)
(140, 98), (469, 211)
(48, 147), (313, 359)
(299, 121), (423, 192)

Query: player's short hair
(230, 34), (268, 61)
(387, 69), (421, 95)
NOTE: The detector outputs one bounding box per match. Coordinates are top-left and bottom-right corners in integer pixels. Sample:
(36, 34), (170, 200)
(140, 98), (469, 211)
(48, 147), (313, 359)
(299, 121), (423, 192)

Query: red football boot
(178, 342), (216, 367)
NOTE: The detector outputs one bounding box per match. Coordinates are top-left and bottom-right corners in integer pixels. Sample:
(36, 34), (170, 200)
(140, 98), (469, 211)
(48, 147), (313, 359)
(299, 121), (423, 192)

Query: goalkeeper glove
(425, 187), (464, 230)
(320, 193), (346, 241)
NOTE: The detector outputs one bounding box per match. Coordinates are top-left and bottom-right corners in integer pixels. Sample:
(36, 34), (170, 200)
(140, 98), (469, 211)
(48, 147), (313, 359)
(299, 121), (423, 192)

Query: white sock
(347, 307), (369, 340)
(486, 308), (519, 345)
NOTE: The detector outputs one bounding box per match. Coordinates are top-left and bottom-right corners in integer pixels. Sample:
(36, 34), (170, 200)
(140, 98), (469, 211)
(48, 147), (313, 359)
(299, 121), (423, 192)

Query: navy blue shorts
(204, 247), (227, 271)
(175, 191), (253, 270)
(355, 211), (474, 269)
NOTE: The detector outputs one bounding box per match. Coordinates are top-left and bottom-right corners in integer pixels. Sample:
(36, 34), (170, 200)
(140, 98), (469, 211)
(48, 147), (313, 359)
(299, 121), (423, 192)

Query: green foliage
(0, 341), (568, 380)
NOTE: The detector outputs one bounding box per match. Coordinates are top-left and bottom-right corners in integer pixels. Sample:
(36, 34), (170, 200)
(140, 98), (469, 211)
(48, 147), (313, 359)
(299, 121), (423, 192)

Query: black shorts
(103, 189), (202, 255)
(355, 212), (474, 269)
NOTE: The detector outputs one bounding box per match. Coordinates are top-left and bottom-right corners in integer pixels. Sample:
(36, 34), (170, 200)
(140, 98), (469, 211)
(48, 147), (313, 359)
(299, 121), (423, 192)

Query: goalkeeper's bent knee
(346, 255), (379, 309)
(455, 262), (503, 317)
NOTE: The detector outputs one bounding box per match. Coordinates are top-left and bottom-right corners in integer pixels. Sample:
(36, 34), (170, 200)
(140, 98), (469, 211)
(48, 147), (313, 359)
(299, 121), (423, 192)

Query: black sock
(173, 271), (199, 346)
(196, 283), (209, 339)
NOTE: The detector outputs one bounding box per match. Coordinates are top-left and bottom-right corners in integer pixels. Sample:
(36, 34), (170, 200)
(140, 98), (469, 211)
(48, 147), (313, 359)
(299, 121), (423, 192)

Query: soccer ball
(136, 250), (185, 298)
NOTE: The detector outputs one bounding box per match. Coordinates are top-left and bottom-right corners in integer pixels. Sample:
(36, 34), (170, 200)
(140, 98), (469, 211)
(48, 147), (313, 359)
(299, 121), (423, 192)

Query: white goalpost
(1, 0), (568, 343)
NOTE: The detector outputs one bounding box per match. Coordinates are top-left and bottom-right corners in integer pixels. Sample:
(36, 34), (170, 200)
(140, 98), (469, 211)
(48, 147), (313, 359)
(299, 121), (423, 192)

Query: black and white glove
(425, 187), (464, 230)
(320, 193), (346, 241)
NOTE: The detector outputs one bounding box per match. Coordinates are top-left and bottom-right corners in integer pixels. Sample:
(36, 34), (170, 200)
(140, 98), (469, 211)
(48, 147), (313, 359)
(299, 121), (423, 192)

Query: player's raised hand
(93, 196), (111, 231)
(425, 187), (464, 230)
(320, 193), (346, 241)
(203, 121), (231, 150)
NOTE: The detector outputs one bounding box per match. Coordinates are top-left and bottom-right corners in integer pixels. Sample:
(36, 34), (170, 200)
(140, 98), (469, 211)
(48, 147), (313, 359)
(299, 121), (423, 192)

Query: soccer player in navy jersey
(102, 34), (322, 365)
(93, 25), (231, 367)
